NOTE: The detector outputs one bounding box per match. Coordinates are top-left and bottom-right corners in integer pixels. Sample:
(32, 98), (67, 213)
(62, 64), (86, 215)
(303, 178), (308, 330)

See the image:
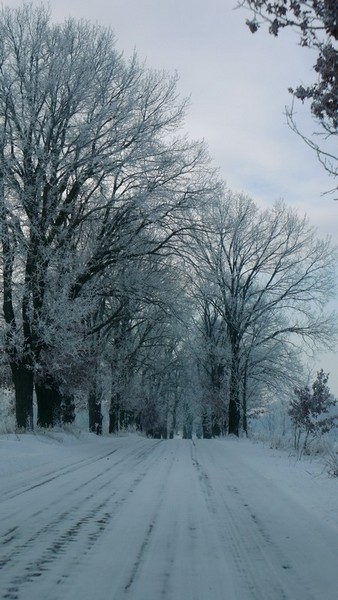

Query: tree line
(0, 4), (337, 437)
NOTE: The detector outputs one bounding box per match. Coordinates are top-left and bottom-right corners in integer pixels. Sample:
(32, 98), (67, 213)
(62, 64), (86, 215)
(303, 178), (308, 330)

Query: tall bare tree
(190, 191), (337, 435)
(0, 5), (218, 428)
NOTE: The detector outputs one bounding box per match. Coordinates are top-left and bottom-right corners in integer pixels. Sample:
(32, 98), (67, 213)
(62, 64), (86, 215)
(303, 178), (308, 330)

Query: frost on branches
(0, 4), (218, 431)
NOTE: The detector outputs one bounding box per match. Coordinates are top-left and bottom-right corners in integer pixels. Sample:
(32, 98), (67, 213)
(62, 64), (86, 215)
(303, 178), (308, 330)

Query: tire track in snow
(124, 522), (155, 592)
(190, 443), (287, 600)
(121, 444), (179, 598)
(1, 436), (153, 501)
(192, 441), (318, 600)
(1, 454), (132, 569)
(0, 440), (161, 600)
(4, 438), (336, 600)
(116, 440), (230, 600)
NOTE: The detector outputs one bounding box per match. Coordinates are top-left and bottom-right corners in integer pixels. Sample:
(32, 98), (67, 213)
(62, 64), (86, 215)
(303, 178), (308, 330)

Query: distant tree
(241, 330), (305, 434)
(190, 295), (228, 438)
(190, 192), (337, 436)
(238, 0), (338, 190)
(101, 253), (191, 437)
(289, 369), (338, 454)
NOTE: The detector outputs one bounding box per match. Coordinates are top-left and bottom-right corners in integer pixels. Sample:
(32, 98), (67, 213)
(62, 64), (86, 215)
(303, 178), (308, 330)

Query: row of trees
(0, 5), (337, 436)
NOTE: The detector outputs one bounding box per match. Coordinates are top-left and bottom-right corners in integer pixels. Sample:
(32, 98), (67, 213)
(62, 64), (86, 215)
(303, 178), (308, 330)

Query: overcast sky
(6, 0), (338, 393)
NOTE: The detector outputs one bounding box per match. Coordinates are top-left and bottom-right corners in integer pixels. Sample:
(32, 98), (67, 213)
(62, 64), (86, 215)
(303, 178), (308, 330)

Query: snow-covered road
(1, 434), (338, 600)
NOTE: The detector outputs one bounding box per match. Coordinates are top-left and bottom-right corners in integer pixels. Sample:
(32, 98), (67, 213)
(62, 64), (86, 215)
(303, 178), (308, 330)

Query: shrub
(289, 370), (337, 457)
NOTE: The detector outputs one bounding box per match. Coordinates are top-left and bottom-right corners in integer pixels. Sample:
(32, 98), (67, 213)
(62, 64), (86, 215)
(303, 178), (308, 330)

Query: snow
(1, 432), (338, 599)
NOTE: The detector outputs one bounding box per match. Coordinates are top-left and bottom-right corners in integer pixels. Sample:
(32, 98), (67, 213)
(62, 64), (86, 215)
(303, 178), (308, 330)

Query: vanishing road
(1, 436), (338, 600)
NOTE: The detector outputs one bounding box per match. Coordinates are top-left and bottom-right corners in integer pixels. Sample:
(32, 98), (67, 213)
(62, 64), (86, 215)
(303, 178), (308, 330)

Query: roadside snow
(226, 437), (338, 534)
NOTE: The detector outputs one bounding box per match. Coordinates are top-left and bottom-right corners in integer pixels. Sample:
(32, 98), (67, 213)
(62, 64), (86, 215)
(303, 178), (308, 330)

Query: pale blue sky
(5, 0), (338, 394)
(16, 0), (334, 233)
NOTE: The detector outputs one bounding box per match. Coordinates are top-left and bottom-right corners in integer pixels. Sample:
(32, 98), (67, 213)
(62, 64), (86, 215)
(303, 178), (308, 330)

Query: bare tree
(191, 191), (337, 435)
(0, 4), (218, 428)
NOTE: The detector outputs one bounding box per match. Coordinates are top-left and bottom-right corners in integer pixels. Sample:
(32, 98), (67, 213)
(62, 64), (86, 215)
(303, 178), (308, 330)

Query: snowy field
(1, 432), (338, 600)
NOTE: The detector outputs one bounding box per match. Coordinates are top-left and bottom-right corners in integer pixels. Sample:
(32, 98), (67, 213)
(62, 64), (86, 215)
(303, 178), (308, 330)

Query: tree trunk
(228, 352), (240, 436)
(88, 387), (102, 435)
(169, 395), (178, 439)
(160, 424), (168, 439)
(202, 410), (212, 439)
(109, 393), (120, 434)
(12, 362), (34, 430)
(211, 415), (221, 437)
(36, 375), (62, 428)
(61, 392), (76, 424)
(242, 363), (248, 437)
(183, 418), (193, 439)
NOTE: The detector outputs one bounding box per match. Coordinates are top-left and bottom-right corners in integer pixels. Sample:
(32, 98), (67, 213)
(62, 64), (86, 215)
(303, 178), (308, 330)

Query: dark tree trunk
(122, 409), (136, 430)
(12, 362), (34, 430)
(109, 393), (120, 434)
(160, 424), (168, 439)
(183, 419), (193, 439)
(242, 363), (248, 437)
(135, 411), (142, 431)
(119, 408), (128, 429)
(169, 417), (175, 438)
(228, 351), (240, 436)
(202, 410), (212, 439)
(88, 387), (102, 435)
(36, 375), (62, 428)
(211, 415), (221, 437)
(109, 405), (135, 431)
(228, 391), (240, 435)
(61, 393), (76, 424)
(169, 395), (178, 439)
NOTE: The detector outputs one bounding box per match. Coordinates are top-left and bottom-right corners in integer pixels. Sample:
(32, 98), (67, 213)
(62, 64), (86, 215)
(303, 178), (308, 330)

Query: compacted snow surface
(1, 432), (338, 600)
